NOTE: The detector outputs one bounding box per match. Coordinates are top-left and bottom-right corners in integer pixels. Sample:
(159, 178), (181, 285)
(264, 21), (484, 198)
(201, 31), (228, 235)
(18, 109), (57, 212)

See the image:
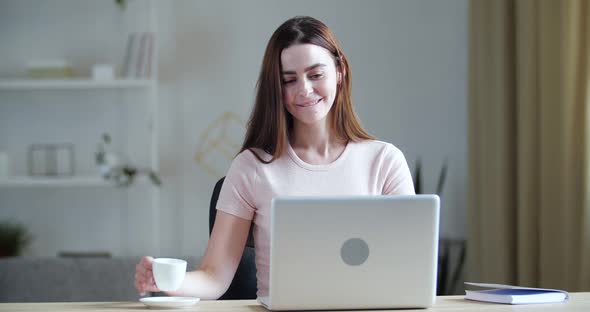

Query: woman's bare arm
(135, 210), (252, 300)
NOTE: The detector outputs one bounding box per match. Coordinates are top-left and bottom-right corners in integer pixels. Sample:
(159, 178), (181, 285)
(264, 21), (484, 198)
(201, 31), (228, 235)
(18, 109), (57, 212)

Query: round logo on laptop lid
(341, 238), (369, 266)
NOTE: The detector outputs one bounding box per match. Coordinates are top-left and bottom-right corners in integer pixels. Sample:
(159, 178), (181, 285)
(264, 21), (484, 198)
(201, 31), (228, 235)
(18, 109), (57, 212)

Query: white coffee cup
(152, 258), (187, 291)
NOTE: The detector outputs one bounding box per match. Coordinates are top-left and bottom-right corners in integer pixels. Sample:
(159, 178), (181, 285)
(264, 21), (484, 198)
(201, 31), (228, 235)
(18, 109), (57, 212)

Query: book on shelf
(464, 282), (569, 305)
(122, 33), (138, 78)
(122, 32), (155, 79)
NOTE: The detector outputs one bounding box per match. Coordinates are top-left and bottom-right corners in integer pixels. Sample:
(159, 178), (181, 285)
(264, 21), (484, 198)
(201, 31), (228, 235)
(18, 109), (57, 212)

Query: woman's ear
(335, 54), (346, 85)
(337, 66), (346, 84)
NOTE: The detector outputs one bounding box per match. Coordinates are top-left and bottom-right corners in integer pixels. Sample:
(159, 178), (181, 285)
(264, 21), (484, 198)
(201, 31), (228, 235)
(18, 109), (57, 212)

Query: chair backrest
(209, 177), (257, 299)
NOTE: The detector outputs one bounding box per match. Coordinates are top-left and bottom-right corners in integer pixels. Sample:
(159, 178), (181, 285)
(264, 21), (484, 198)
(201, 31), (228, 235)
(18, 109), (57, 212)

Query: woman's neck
(290, 120), (347, 165)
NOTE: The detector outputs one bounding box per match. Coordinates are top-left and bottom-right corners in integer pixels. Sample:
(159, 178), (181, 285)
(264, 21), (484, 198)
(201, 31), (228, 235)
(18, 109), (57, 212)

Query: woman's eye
(282, 79), (295, 84)
(310, 73), (324, 79)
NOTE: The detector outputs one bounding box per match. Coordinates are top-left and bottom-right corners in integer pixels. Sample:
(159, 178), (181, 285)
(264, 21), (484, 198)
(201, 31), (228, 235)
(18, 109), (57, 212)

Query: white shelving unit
(0, 79), (154, 90)
(0, 77), (157, 190)
(0, 0), (161, 257)
(0, 176), (109, 187)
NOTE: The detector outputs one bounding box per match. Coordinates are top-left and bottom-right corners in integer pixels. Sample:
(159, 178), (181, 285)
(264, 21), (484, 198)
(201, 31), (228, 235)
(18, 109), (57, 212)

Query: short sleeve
(381, 144), (416, 195)
(215, 150), (259, 220)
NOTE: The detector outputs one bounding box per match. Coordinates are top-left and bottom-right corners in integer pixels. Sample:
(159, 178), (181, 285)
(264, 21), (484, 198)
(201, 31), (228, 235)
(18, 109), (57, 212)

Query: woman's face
(280, 43), (339, 126)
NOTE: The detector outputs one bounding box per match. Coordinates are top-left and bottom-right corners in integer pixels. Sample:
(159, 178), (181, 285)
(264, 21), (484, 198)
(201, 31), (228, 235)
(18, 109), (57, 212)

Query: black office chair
(209, 177), (257, 300)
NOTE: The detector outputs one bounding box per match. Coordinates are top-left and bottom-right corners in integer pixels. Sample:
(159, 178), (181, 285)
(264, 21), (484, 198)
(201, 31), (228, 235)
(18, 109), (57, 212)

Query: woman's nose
(298, 79), (313, 96)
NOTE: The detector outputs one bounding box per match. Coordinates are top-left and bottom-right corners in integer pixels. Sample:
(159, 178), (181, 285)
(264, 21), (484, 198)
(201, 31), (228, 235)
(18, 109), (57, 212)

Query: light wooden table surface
(1, 294), (589, 311)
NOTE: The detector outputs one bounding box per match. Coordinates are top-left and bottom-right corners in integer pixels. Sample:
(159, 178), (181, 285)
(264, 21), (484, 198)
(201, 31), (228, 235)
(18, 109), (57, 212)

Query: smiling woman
(280, 44), (339, 127)
(135, 16), (416, 300)
(240, 16), (375, 165)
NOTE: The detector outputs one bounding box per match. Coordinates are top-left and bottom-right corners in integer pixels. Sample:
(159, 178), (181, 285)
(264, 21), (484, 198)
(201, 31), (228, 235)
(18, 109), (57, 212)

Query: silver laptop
(258, 195), (440, 311)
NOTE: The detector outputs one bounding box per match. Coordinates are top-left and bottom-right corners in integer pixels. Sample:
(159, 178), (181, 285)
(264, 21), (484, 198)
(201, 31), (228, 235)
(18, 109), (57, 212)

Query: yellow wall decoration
(195, 112), (245, 177)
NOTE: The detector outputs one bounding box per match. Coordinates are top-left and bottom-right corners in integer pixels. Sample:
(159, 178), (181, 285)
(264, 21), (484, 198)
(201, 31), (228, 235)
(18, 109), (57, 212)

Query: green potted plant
(412, 158), (460, 295)
(115, 0), (126, 10)
(412, 157), (448, 195)
(0, 220), (32, 257)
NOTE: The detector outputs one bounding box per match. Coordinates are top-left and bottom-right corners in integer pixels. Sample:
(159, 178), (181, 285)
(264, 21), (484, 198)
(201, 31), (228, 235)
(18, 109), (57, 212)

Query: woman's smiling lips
(295, 98), (322, 107)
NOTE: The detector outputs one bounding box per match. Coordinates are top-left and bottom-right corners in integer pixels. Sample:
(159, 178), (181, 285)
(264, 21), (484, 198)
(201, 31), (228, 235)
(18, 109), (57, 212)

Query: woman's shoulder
(351, 139), (404, 156)
(233, 148), (273, 166)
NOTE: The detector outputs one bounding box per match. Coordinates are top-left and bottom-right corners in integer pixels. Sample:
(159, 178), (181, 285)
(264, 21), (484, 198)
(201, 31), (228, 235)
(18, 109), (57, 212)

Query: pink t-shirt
(216, 139), (415, 296)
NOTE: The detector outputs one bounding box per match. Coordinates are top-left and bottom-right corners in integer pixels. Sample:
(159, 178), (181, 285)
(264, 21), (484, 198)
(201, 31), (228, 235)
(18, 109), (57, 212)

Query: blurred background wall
(0, 0), (467, 258)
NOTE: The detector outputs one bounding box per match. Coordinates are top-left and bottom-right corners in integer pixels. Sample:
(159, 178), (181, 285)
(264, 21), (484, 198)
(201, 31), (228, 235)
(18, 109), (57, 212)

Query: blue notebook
(464, 282), (569, 305)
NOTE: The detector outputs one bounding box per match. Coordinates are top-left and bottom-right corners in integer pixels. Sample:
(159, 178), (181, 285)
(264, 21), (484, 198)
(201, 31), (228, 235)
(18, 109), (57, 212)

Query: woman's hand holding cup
(135, 256), (187, 295)
(134, 256), (161, 295)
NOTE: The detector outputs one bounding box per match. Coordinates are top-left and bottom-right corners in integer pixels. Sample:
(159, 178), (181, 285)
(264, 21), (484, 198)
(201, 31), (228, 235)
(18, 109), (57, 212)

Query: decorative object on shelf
(0, 151), (10, 177)
(92, 64), (116, 81)
(26, 60), (73, 79)
(0, 220), (32, 257)
(95, 133), (162, 187)
(27, 144), (75, 176)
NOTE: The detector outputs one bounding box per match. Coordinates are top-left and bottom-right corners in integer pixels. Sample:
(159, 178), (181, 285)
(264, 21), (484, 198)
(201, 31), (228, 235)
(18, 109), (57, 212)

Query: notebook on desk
(258, 195), (440, 311)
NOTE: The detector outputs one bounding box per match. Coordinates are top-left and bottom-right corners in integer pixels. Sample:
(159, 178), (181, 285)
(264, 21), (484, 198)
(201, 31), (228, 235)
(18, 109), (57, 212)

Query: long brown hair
(241, 16), (374, 163)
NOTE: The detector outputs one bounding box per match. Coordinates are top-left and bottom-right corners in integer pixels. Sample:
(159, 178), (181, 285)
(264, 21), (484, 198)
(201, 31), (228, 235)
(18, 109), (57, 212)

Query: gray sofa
(0, 256), (200, 303)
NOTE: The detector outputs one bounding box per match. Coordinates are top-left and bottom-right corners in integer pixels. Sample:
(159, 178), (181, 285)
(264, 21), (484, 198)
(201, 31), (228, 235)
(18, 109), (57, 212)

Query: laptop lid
(259, 195), (440, 311)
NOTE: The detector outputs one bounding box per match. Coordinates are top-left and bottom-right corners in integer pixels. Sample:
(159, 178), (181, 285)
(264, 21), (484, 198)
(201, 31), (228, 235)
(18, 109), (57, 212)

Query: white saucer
(140, 297), (200, 309)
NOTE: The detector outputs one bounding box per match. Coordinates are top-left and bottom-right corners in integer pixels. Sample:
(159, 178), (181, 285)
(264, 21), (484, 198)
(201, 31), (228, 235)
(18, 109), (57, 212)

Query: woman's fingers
(135, 256), (158, 294)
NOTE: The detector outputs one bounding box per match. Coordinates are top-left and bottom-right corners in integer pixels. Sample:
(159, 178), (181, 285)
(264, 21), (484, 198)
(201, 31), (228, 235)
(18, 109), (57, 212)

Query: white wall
(0, 0), (467, 258)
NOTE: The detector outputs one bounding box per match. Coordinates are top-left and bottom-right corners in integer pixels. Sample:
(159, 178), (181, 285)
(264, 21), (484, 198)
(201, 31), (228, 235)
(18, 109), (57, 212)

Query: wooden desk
(1, 294), (589, 311)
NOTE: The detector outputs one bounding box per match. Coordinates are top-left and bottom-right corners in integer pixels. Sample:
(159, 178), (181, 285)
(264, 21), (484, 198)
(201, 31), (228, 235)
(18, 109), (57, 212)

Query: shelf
(0, 176), (111, 187)
(0, 78), (154, 90)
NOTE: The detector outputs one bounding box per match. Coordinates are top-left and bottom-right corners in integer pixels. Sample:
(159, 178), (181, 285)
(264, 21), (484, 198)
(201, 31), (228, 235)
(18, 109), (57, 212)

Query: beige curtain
(468, 0), (590, 291)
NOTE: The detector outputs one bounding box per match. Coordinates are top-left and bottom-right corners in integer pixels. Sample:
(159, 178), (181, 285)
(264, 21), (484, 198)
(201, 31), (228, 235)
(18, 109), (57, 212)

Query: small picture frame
(28, 144), (75, 176)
